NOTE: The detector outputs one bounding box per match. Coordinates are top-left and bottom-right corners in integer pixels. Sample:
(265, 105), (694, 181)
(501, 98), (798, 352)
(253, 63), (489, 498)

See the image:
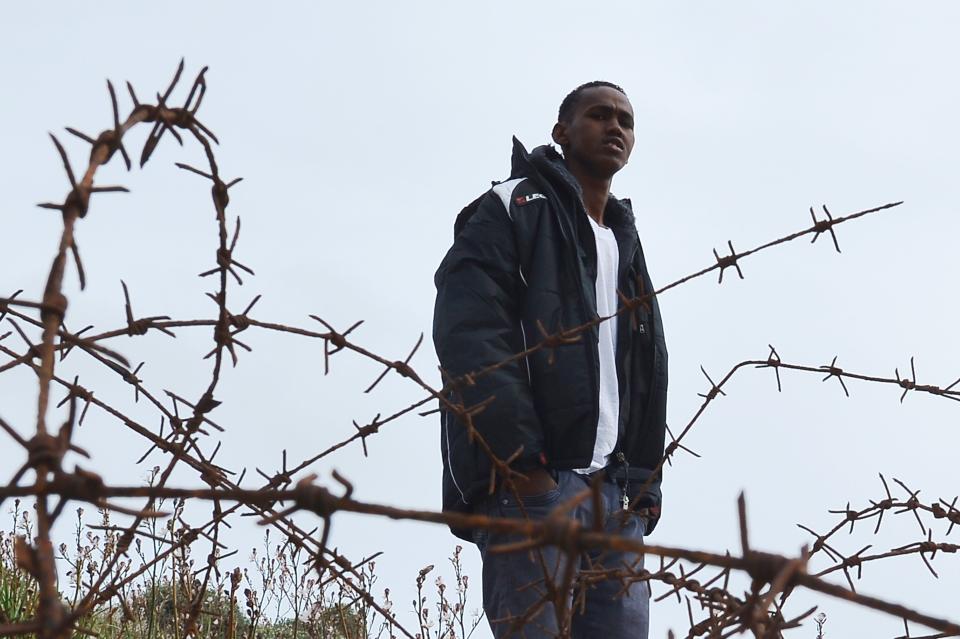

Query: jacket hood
(509, 137), (637, 230)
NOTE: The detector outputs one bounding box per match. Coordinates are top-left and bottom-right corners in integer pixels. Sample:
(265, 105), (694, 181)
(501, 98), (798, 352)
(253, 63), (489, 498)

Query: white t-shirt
(575, 215), (620, 473)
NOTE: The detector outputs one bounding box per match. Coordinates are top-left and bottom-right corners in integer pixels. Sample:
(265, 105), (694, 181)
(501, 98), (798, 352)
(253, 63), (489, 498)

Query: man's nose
(605, 117), (624, 137)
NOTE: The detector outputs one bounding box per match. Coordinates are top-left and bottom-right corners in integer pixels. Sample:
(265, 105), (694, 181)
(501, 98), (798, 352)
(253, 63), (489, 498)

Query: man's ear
(551, 121), (568, 147)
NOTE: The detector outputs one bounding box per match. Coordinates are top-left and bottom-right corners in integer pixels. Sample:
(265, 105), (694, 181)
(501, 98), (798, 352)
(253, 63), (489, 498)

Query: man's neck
(566, 162), (612, 226)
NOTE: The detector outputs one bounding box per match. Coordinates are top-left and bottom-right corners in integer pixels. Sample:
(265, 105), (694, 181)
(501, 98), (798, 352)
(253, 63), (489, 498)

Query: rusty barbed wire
(1, 60), (954, 639)
(796, 474), (960, 587)
(0, 60), (416, 639)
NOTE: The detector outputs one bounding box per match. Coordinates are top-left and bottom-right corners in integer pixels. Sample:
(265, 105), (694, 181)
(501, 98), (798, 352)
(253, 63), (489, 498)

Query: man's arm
(433, 191), (551, 492)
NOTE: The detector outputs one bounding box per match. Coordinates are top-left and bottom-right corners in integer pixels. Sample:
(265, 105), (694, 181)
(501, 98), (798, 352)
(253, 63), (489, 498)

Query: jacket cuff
(628, 484), (662, 535)
(637, 503), (662, 535)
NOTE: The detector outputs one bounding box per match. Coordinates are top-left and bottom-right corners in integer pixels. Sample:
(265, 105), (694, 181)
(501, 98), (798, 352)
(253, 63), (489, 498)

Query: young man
(433, 81), (668, 638)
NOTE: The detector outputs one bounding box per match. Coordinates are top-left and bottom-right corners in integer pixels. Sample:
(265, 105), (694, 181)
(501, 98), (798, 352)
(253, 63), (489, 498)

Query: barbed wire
(0, 60), (954, 639)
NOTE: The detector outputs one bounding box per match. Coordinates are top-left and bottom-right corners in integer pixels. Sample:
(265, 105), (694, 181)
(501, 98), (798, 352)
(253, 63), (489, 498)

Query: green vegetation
(1, 495), (478, 639)
(0, 504), (38, 625)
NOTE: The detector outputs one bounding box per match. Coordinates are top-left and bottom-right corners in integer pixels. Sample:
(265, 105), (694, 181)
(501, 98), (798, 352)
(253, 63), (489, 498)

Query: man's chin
(588, 157), (627, 179)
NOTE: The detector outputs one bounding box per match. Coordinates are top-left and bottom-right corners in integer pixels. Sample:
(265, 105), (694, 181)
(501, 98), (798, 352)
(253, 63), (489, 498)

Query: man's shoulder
(490, 177), (549, 217)
(454, 177), (552, 237)
(490, 178), (526, 211)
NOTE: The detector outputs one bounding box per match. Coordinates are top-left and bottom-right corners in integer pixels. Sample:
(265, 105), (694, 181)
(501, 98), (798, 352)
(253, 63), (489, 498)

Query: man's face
(552, 86), (635, 179)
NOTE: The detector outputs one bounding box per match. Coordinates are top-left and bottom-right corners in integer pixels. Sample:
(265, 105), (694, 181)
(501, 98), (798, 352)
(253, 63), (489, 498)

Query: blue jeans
(473, 470), (650, 638)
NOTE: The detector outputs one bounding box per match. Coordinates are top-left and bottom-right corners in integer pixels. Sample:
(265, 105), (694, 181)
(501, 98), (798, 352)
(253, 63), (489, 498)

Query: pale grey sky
(2, 3), (959, 637)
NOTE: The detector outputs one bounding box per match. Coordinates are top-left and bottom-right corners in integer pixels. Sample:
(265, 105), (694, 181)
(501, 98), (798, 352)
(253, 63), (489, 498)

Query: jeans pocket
(497, 484), (562, 513)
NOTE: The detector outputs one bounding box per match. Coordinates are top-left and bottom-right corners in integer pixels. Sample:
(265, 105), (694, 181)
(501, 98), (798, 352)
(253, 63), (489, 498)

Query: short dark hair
(557, 81), (627, 123)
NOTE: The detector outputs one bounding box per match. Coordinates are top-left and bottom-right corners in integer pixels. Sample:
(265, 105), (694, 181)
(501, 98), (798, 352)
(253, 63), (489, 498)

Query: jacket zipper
(611, 240), (640, 497)
(573, 197), (601, 447)
(616, 451), (630, 510)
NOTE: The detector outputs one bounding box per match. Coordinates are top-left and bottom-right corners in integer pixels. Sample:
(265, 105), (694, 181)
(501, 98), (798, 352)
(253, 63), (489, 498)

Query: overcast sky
(2, 3), (959, 637)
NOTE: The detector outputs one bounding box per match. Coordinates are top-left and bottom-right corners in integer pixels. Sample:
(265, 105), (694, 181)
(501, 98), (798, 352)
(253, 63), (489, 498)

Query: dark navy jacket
(433, 139), (668, 539)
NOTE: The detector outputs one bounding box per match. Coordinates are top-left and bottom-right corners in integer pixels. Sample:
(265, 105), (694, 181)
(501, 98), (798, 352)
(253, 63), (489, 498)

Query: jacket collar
(509, 137), (637, 232)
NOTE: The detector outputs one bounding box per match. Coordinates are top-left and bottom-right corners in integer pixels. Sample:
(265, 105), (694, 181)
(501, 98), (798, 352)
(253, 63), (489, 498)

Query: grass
(0, 494), (481, 639)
